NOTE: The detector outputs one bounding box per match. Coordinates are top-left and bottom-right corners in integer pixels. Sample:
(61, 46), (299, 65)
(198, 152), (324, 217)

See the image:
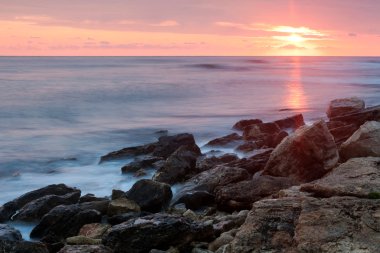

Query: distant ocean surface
(1, 56), (380, 205)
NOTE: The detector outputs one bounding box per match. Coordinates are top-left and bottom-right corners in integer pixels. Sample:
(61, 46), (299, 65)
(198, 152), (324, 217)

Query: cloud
(348, 32), (357, 37)
(151, 20), (179, 27)
(278, 44), (308, 50)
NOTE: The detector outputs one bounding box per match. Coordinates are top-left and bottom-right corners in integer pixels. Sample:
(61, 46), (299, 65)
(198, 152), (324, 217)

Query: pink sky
(1, 0), (380, 56)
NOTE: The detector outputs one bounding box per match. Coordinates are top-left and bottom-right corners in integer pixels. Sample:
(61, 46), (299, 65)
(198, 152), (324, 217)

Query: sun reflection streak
(286, 57), (307, 110)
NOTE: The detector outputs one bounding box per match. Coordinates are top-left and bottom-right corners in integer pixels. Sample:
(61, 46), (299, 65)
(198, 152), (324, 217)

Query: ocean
(1, 56), (380, 206)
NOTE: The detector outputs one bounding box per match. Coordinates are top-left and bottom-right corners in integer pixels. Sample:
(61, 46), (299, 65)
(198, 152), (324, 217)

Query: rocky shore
(1, 97), (380, 253)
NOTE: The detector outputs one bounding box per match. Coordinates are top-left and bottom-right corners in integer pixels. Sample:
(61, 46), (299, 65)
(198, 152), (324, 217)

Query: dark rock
(271, 130), (288, 147)
(233, 119), (263, 131)
(100, 144), (156, 163)
(215, 176), (297, 211)
(327, 97), (365, 119)
(30, 201), (109, 239)
(107, 198), (140, 216)
(196, 154), (238, 172)
(263, 120), (339, 183)
(226, 149), (272, 174)
(13, 191), (81, 221)
(121, 156), (163, 174)
(205, 133), (242, 147)
(153, 144), (201, 184)
(235, 142), (259, 153)
(126, 179), (172, 213)
(172, 191), (215, 210)
(102, 213), (214, 253)
(58, 245), (113, 253)
(107, 212), (143, 225)
(0, 224), (22, 241)
(0, 184), (79, 222)
(111, 189), (127, 200)
(78, 223), (111, 239)
(273, 114), (305, 130)
(243, 122), (281, 141)
(79, 194), (108, 203)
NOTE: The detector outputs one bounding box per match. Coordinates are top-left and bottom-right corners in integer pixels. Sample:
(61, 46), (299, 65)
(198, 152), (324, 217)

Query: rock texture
(340, 121), (380, 161)
(205, 133), (242, 147)
(301, 157), (380, 198)
(264, 120), (339, 182)
(58, 245), (113, 253)
(327, 97), (365, 119)
(233, 119), (262, 131)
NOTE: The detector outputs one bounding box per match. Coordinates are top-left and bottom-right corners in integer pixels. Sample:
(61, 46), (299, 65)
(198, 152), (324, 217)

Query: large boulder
(153, 144), (201, 184)
(327, 97), (365, 119)
(30, 201), (109, 239)
(102, 213), (214, 253)
(0, 184), (79, 222)
(273, 114), (305, 130)
(100, 133), (196, 163)
(263, 120), (339, 183)
(121, 156), (163, 174)
(205, 133), (242, 147)
(215, 175), (297, 211)
(126, 179), (172, 213)
(340, 121), (380, 161)
(196, 153), (239, 172)
(233, 119), (262, 131)
(107, 198), (141, 216)
(243, 122), (280, 141)
(329, 105), (380, 129)
(13, 191), (81, 221)
(301, 157), (380, 198)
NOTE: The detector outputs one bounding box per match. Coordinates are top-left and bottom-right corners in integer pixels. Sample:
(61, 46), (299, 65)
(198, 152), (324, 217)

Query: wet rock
(79, 194), (108, 203)
(78, 223), (111, 239)
(134, 169), (147, 177)
(300, 157), (380, 198)
(58, 245), (113, 253)
(0, 184), (79, 222)
(226, 149), (272, 174)
(274, 114), (305, 130)
(31, 201), (109, 239)
(111, 189), (126, 200)
(327, 97), (365, 119)
(233, 119), (262, 131)
(340, 121), (380, 161)
(100, 133), (197, 163)
(205, 133), (242, 147)
(243, 122), (281, 141)
(196, 153), (238, 172)
(153, 144), (201, 184)
(13, 191), (81, 221)
(172, 166), (249, 209)
(215, 175), (297, 211)
(235, 141), (259, 153)
(295, 197), (380, 253)
(126, 179), (172, 213)
(121, 156), (163, 174)
(229, 198), (302, 253)
(102, 213), (214, 253)
(263, 120), (339, 183)
(0, 224), (22, 241)
(66, 236), (101, 245)
(107, 198), (141, 216)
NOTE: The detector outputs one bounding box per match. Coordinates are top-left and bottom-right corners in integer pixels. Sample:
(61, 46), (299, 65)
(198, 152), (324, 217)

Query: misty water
(1, 56), (380, 238)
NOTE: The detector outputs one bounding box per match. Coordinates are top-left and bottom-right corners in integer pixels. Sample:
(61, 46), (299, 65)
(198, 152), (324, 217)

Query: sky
(1, 0), (380, 56)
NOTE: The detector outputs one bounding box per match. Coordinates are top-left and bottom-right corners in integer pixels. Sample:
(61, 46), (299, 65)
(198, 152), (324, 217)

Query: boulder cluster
(1, 97), (380, 253)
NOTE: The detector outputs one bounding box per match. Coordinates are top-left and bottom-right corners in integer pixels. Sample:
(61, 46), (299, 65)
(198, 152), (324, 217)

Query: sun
(285, 34), (305, 43)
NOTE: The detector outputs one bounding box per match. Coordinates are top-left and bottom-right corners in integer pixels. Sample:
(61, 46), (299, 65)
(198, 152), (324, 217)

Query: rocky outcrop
(215, 175), (297, 211)
(273, 113), (305, 130)
(327, 97), (365, 119)
(78, 223), (111, 239)
(58, 245), (113, 253)
(121, 156), (163, 173)
(0, 184), (79, 222)
(263, 120), (339, 182)
(196, 153), (238, 172)
(13, 191), (81, 221)
(301, 157), (380, 198)
(340, 121), (380, 161)
(243, 122), (280, 141)
(226, 149), (272, 174)
(205, 133), (242, 147)
(31, 201), (109, 239)
(100, 133), (197, 163)
(102, 213), (214, 253)
(153, 144), (201, 184)
(233, 119), (262, 131)
(126, 179), (172, 213)
(107, 198), (141, 216)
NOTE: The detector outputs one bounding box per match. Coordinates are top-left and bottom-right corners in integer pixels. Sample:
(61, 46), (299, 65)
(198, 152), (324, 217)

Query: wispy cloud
(151, 20), (179, 27)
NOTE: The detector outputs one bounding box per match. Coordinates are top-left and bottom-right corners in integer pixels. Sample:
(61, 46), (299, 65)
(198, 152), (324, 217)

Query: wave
(186, 63), (251, 71)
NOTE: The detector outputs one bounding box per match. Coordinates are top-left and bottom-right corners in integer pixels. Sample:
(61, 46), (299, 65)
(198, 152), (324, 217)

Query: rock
(340, 121), (380, 161)
(79, 194), (108, 203)
(215, 176), (297, 211)
(100, 133), (197, 163)
(243, 122), (281, 141)
(173, 191), (215, 210)
(111, 189), (126, 200)
(229, 198), (302, 253)
(102, 213), (214, 253)
(233, 119), (263, 131)
(0, 224), (22, 241)
(153, 144), (201, 184)
(172, 166), (250, 209)
(235, 141), (259, 153)
(192, 248), (213, 253)
(271, 130), (288, 147)
(327, 97), (365, 119)
(107, 198), (141, 216)
(300, 157), (380, 198)
(274, 114), (305, 130)
(107, 212), (146, 226)
(58, 245), (113, 253)
(134, 169), (147, 177)
(196, 153), (238, 172)
(79, 223), (111, 239)
(183, 209), (198, 220)
(226, 149), (272, 174)
(66, 236), (101, 245)
(31, 201), (109, 239)
(295, 197), (380, 253)
(0, 184), (79, 222)
(13, 191), (81, 221)
(329, 104), (380, 128)
(208, 232), (234, 252)
(126, 179), (172, 213)
(263, 120), (339, 183)
(0, 224), (48, 253)
(205, 133), (242, 147)
(327, 122), (358, 146)
(121, 156), (163, 174)
(211, 210), (249, 236)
